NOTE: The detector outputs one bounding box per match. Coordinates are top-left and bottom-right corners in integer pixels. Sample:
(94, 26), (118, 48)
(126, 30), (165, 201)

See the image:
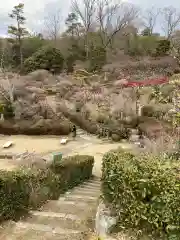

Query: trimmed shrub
(66, 53), (76, 73)
(155, 39), (170, 56)
(23, 46), (64, 74)
(102, 149), (180, 238)
(125, 35), (158, 56)
(0, 168), (58, 221)
(88, 45), (106, 72)
(50, 155), (94, 190)
(59, 106), (98, 134)
(141, 105), (155, 117)
(0, 120), (71, 135)
(0, 154), (94, 222)
(0, 102), (15, 119)
(111, 134), (121, 142)
(138, 117), (163, 139)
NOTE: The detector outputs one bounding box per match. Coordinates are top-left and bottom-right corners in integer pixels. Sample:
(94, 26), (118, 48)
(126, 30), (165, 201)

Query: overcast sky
(0, 0), (180, 37)
(0, 0), (71, 36)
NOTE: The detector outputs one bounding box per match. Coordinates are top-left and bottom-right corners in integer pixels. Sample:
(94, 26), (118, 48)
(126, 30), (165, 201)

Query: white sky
(0, 0), (180, 36)
(0, 0), (71, 35)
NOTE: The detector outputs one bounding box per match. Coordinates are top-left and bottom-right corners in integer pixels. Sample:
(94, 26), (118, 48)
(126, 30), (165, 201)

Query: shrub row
(102, 149), (180, 238)
(59, 106), (98, 134)
(59, 105), (130, 141)
(0, 154), (94, 222)
(0, 120), (71, 135)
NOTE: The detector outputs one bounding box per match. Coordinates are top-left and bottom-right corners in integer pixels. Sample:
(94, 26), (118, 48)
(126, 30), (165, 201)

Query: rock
(27, 69), (50, 81)
(95, 200), (117, 239)
(26, 86), (46, 94)
(129, 134), (139, 142)
(111, 134), (121, 142)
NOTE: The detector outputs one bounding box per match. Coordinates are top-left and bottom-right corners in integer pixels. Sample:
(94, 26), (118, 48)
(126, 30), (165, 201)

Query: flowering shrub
(121, 77), (169, 88)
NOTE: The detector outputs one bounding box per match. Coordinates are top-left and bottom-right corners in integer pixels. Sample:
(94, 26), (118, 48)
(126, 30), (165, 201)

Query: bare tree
(161, 6), (180, 39)
(96, 0), (139, 47)
(72, 0), (139, 51)
(142, 7), (160, 35)
(44, 10), (62, 45)
(72, 0), (96, 57)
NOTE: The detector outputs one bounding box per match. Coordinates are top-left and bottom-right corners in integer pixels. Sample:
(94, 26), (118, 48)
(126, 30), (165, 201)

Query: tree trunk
(19, 41), (23, 70)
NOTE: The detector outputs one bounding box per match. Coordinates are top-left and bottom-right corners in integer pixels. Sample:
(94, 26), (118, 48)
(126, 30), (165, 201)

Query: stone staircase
(0, 177), (101, 240)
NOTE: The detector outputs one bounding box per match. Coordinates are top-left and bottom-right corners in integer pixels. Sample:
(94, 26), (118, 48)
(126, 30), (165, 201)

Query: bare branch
(72, 0), (96, 33)
(0, 76), (15, 103)
(0, 41), (15, 104)
(72, 0), (97, 57)
(142, 7), (160, 35)
(161, 6), (180, 39)
(100, 1), (139, 47)
(72, 0), (139, 49)
(44, 10), (62, 44)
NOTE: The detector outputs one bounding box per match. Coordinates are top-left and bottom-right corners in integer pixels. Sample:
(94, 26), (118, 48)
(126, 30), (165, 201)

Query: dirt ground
(0, 134), (132, 173)
(0, 135), (68, 154)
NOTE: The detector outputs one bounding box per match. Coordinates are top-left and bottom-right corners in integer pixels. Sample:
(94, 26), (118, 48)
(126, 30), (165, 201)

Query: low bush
(138, 118), (163, 139)
(125, 35), (158, 56)
(50, 155), (94, 190)
(59, 106), (98, 134)
(0, 120), (71, 135)
(23, 46), (64, 74)
(88, 45), (106, 72)
(0, 154), (94, 222)
(3, 102), (15, 119)
(155, 39), (170, 56)
(111, 134), (121, 142)
(102, 149), (180, 238)
(0, 168), (58, 221)
(141, 105), (155, 117)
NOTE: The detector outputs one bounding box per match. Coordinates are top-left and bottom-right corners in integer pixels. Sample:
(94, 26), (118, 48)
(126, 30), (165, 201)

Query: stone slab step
(64, 194), (99, 203)
(81, 182), (101, 188)
(40, 200), (97, 217)
(1, 221), (84, 240)
(75, 186), (101, 192)
(25, 211), (87, 231)
(67, 188), (100, 197)
(79, 184), (101, 190)
(0, 221), (16, 239)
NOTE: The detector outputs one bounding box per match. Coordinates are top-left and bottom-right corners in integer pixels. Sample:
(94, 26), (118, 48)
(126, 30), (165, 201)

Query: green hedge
(50, 155), (94, 190)
(0, 120), (71, 135)
(23, 46), (64, 74)
(102, 149), (180, 238)
(0, 154), (94, 222)
(0, 168), (58, 221)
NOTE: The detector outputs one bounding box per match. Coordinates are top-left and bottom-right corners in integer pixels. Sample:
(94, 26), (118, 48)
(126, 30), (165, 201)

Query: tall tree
(72, 0), (139, 55)
(65, 12), (83, 38)
(8, 3), (28, 69)
(72, 0), (96, 58)
(161, 6), (180, 39)
(44, 10), (62, 45)
(96, 0), (139, 48)
(142, 7), (160, 36)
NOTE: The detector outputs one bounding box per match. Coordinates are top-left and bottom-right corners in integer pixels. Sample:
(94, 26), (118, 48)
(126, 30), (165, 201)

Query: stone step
(79, 182), (101, 189)
(0, 178), (101, 240)
(75, 186), (101, 192)
(66, 186), (100, 196)
(0, 221), (16, 239)
(81, 181), (101, 188)
(64, 194), (99, 203)
(68, 188), (100, 197)
(1, 221), (84, 240)
(25, 211), (87, 231)
(40, 200), (97, 217)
